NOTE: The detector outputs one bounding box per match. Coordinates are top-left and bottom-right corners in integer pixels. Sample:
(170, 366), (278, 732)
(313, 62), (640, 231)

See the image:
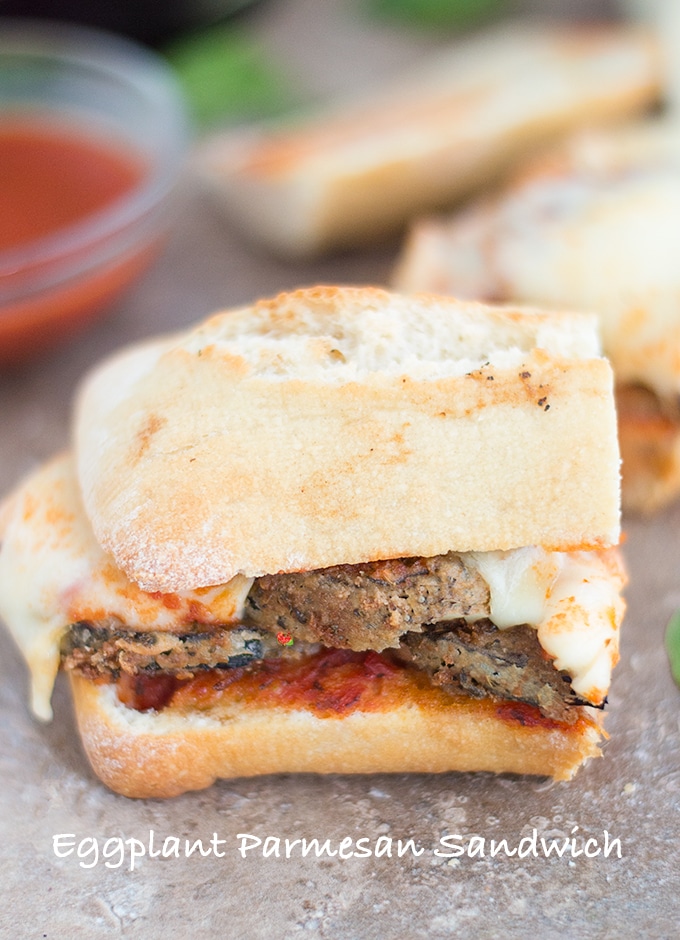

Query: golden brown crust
(74, 287), (620, 592)
(69, 673), (602, 798)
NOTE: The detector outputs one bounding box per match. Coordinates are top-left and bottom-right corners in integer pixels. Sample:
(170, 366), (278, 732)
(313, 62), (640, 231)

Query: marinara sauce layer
(114, 647), (568, 731)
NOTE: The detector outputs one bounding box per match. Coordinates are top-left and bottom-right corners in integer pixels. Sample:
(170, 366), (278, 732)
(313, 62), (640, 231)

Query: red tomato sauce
(116, 648), (438, 717)
(0, 122), (143, 251)
(0, 119), (156, 364)
(113, 648), (572, 732)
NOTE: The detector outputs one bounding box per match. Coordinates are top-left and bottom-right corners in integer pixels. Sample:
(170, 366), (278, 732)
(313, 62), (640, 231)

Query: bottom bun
(69, 673), (603, 799)
(617, 384), (680, 513)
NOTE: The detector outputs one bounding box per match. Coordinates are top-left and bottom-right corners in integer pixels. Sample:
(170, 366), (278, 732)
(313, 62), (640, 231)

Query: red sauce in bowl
(0, 123), (142, 249)
(0, 119), (159, 364)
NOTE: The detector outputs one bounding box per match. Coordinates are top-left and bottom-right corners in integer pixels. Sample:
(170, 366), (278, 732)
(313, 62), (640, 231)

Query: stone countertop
(0, 2), (678, 937)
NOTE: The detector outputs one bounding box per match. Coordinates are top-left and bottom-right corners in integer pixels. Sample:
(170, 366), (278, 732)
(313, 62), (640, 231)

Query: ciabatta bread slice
(74, 286), (620, 592)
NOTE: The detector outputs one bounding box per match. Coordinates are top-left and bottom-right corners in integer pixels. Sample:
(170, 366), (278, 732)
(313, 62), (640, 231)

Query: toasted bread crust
(393, 122), (680, 511)
(70, 673), (603, 798)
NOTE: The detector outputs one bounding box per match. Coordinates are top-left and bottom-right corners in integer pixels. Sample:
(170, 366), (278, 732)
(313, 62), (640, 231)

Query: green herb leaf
(164, 26), (299, 128)
(664, 609), (680, 688)
(365, 0), (509, 30)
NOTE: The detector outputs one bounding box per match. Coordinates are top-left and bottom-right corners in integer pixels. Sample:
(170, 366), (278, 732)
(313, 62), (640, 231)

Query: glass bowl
(0, 19), (189, 365)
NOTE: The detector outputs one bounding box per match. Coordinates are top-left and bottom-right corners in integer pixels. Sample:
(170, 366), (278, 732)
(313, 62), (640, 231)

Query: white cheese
(464, 546), (560, 629)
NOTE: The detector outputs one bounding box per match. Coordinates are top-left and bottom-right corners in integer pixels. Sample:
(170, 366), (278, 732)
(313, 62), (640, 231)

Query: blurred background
(0, 1), (622, 47)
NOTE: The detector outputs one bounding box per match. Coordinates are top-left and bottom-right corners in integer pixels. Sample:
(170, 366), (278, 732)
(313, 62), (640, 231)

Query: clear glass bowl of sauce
(0, 20), (188, 364)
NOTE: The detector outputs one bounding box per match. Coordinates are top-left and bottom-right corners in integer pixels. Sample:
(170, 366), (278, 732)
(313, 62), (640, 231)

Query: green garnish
(164, 26), (299, 128)
(364, 0), (509, 30)
(665, 610), (680, 688)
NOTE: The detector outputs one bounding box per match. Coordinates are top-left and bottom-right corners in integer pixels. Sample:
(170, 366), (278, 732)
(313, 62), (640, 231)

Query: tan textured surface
(0, 2), (679, 937)
(74, 288), (620, 591)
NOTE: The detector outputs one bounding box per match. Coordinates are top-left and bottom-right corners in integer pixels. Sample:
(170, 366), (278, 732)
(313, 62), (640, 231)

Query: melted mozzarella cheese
(465, 546), (625, 703)
(465, 546), (561, 629)
(0, 454), (252, 719)
(0, 454), (624, 721)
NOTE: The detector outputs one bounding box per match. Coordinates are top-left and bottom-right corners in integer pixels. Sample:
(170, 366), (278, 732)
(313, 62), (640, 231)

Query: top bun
(74, 287), (620, 592)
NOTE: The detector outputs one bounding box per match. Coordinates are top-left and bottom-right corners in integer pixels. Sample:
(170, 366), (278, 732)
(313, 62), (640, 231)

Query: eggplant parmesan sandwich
(0, 287), (625, 797)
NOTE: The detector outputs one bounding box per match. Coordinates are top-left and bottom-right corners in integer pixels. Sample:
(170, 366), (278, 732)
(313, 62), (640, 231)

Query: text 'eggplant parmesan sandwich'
(0, 287), (625, 798)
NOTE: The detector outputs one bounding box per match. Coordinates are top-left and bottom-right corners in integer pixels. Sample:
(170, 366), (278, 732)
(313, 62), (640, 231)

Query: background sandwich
(197, 24), (660, 257)
(393, 120), (680, 513)
(0, 287), (625, 797)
